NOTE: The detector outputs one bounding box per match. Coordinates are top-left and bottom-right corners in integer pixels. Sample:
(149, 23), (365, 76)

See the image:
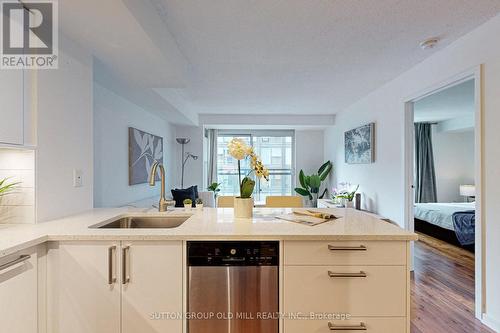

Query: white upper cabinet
(0, 69), (24, 145)
(0, 9), (24, 145)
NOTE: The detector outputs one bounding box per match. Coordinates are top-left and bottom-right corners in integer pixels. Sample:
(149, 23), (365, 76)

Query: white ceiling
(414, 79), (475, 123)
(59, 0), (500, 123)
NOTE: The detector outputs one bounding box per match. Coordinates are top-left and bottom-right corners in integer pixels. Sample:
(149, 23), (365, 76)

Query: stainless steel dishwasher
(187, 241), (279, 333)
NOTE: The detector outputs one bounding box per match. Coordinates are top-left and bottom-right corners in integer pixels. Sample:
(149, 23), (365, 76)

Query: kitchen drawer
(284, 317), (406, 333)
(284, 265), (406, 317)
(284, 241), (406, 265)
(0, 246), (41, 333)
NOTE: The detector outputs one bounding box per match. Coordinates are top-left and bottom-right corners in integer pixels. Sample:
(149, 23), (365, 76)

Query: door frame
(403, 65), (483, 319)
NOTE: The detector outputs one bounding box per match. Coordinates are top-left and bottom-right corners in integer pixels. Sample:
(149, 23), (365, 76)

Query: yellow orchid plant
(227, 138), (269, 198)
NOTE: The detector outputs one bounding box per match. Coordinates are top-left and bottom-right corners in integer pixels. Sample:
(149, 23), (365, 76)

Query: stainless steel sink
(91, 215), (191, 229)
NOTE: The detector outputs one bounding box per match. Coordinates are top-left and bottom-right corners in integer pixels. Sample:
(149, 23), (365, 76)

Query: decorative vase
(305, 196), (318, 208)
(234, 197), (254, 218)
(345, 201), (355, 209)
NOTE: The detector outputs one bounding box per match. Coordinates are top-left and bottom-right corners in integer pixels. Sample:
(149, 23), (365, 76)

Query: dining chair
(217, 196), (235, 208)
(265, 196), (303, 208)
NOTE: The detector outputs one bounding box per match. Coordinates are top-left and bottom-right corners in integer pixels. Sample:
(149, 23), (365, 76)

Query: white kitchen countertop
(0, 207), (417, 258)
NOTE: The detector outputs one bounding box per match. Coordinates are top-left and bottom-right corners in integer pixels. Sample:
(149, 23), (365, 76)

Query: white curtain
(207, 129), (218, 186)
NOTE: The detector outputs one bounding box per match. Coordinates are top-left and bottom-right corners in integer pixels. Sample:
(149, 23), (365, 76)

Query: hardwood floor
(411, 233), (493, 333)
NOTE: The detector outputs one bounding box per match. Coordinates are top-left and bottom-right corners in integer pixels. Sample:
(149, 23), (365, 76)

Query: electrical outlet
(73, 169), (83, 187)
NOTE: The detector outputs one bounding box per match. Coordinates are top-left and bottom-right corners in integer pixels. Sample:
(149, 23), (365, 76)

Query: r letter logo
(1, 0), (58, 69)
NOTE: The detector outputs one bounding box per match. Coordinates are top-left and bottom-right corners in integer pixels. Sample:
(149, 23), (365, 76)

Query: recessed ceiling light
(420, 38), (440, 50)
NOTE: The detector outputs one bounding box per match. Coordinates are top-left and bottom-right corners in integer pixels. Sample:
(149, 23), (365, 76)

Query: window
(216, 131), (294, 202)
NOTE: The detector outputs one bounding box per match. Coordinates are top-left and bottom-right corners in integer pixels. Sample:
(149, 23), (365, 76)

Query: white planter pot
(196, 204), (203, 210)
(345, 201), (355, 209)
(234, 197), (254, 218)
(184, 204), (192, 211)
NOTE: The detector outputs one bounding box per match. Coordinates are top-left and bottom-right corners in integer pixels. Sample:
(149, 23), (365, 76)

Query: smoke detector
(420, 38), (440, 50)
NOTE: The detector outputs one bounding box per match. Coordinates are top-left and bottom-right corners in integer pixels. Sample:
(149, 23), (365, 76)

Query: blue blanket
(452, 210), (475, 245)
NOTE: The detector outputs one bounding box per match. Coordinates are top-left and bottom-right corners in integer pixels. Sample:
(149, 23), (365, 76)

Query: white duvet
(414, 202), (476, 231)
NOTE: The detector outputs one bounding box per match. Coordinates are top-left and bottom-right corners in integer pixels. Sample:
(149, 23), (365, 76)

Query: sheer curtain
(207, 129), (218, 186)
(414, 123), (437, 203)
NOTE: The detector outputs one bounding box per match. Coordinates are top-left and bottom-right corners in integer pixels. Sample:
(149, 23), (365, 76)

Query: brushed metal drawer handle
(328, 270), (367, 278)
(122, 246), (130, 285)
(0, 254), (31, 272)
(328, 245), (367, 251)
(108, 246), (116, 285)
(328, 322), (366, 330)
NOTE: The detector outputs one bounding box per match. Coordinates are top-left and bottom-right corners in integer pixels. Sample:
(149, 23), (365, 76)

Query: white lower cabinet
(121, 241), (183, 333)
(284, 317), (407, 333)
(47, 241), (121, 333)
(0, 245), (45, 333)
(47, 241), (182, 333)
(283, 241), (410, 333)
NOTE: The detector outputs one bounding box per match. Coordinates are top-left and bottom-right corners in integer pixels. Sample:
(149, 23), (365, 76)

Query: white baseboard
(482, 314), (500, 332)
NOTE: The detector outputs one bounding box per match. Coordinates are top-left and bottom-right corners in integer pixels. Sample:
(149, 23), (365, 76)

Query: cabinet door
(0, 11), (24, 145)
(0, 69), (24, 145)
(0, 246), (39, 333)
(47, 241), (121, 333)
(121, 241), (183, 333)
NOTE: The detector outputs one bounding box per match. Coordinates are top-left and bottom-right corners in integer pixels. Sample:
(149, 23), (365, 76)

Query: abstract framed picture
(128, 127), (163, 185)
(344, 123), (375, 164)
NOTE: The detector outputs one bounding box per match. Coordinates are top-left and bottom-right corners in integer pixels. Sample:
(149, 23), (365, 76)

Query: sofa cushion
(171, 187), (196, 207)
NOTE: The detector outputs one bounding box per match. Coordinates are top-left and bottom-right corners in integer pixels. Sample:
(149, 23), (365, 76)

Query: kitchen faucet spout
(149, 161), (169, 212)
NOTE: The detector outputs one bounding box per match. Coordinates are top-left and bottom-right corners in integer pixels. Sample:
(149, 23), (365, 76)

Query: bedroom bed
(414, 202), (475, 252)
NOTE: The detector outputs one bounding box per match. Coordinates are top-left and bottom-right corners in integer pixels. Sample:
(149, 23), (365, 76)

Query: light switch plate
(73, 169), (83, 187)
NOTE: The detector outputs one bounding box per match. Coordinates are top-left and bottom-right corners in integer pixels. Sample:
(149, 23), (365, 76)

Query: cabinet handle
(122, 246), (130, 284)
(328, 322), (366, 330)
(328, 245), (367, 251)
(328, 271), (367, 278)
(0, 254), (30, 272)
(108, 246), (116, 285)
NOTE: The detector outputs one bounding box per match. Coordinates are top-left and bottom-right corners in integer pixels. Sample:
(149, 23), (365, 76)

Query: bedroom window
(216, 130), (294, 202)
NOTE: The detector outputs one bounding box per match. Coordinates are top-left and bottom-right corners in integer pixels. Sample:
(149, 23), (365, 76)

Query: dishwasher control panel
(187, 241), (279, 266)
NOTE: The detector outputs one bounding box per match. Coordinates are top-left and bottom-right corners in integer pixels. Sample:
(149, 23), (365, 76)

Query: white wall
(173, 126), (204, 189)
(0, 149), (35, 224)
(295, 129), (326, 184)
(433, 128), (475, 202)
(93, 84), (175, 207)
(324, 13), (500, 329)
(35, 36), (94, 222)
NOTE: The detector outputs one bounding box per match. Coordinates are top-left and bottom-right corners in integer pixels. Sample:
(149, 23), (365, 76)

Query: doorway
(403, 67), (483, 323)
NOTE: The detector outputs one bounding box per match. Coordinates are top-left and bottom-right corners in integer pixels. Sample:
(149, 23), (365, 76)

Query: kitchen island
(0, 207), (416, 333)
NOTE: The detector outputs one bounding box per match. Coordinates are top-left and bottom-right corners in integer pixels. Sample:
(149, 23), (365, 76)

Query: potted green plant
(0, 177), (20, 201)
(294, 161), (332, 207)
(334, 184), (359, 208)
(207, 182), (221, 206)
(195, 198), (203, 210)
(227, 138), (269, 218)
(183, 198), (192, 210)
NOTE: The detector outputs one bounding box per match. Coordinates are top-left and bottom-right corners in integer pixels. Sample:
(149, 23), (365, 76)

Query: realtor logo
(1, 0), (58, 69)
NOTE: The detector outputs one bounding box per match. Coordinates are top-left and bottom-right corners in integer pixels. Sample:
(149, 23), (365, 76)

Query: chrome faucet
(149, 161), (169, 212)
